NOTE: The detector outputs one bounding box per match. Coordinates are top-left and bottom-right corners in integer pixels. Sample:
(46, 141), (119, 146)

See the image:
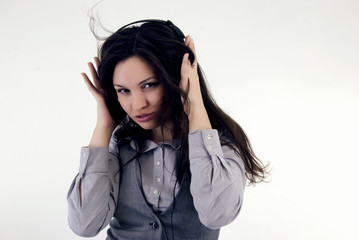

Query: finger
(184, 35), (190, 46)
(185, 36), (196, 54)
(180, 54), (188, 78)
(87, 62), (102, 91)
(81, 72), (98, 95)
(94, 57), (100, 69)
(181, 53), (191, 76)
(185, 35), (197, 66)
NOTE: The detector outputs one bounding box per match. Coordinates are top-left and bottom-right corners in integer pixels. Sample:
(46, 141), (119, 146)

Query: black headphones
(118, 19), (185, 42)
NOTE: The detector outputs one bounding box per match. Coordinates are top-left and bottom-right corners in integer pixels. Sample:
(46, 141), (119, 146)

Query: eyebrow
(113, 77), (158, 88)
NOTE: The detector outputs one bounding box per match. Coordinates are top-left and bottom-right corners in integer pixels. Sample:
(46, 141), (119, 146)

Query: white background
(0, 0), (358, 239)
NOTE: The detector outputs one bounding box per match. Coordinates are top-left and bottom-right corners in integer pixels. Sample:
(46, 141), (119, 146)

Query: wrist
(188, 104), (212, 131)
(95, 121), (116, 133)
(89, 125), (115, 147)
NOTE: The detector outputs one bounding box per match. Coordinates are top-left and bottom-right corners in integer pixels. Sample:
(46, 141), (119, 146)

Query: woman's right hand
(82, 57), (116, 146)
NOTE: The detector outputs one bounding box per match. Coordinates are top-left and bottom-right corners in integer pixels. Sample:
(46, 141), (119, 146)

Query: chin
(136, 122), (159, 130)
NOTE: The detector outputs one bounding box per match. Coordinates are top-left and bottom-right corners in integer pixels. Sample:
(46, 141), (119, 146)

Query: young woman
(67, 19), (267, 240)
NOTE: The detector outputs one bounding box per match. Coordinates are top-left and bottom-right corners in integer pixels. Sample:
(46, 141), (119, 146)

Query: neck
(151, 123), (174, 143)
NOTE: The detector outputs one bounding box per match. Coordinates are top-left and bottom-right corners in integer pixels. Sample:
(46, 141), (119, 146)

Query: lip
(135, 113), (154, 123)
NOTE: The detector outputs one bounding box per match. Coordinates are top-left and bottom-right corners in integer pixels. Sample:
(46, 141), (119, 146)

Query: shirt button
(156, 161), (161, 166)
(156, 177), (161, 183)
(153, 189), (158, 195)
(207, 145), (213, 150)
(82, 152), (86, 158)
(207, 134), (213, 140)
(151, 222), (159, 230)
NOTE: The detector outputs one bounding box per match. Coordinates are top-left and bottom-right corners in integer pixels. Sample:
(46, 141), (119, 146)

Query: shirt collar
(129, 138), (182, 153)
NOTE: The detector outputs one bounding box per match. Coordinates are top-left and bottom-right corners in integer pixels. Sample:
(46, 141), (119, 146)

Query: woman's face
(113, 56), (164, 131)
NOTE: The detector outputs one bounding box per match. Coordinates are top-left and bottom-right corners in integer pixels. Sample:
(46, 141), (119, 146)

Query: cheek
(154, 88), (165, 105)
(117, 96), (128, 111)
(152, 95), (164, 106)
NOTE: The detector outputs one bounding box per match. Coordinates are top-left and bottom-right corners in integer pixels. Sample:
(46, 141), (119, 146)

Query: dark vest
(106, 144), (220, 240)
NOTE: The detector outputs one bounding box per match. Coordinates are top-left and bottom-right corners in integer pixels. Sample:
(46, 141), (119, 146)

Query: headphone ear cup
(166, 20), (185, 41)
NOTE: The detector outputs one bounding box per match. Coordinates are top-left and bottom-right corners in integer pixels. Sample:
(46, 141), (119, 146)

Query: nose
(132, 92), (147, 111)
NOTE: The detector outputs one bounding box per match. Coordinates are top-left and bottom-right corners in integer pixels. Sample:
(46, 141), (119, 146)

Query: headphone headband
(118, 19), (185, 41)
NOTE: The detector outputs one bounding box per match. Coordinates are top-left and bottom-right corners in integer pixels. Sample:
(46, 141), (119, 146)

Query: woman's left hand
(180, 35), (212, 131)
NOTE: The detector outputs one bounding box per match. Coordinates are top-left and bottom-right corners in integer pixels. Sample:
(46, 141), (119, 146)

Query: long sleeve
(67, 135), (120, 237)
(189, 129), (246, 229)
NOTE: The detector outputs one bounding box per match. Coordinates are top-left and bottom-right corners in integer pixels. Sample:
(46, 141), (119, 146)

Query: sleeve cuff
(188, 129), (224, 159)
(79, 146), (109, 175)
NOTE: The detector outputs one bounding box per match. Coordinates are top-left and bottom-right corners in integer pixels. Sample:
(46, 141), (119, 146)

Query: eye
(116, 88), (129, 94)
(143, 82), (160, 89)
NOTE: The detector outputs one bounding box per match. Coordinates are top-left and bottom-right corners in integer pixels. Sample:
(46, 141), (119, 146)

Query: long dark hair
(94, 20), (268, 185)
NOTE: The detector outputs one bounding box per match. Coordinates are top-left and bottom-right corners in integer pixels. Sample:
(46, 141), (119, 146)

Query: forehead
(113, 56), (155, 86)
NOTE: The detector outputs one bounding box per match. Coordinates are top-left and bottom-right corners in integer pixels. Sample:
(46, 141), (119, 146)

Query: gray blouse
(67, 129), (246, 236)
